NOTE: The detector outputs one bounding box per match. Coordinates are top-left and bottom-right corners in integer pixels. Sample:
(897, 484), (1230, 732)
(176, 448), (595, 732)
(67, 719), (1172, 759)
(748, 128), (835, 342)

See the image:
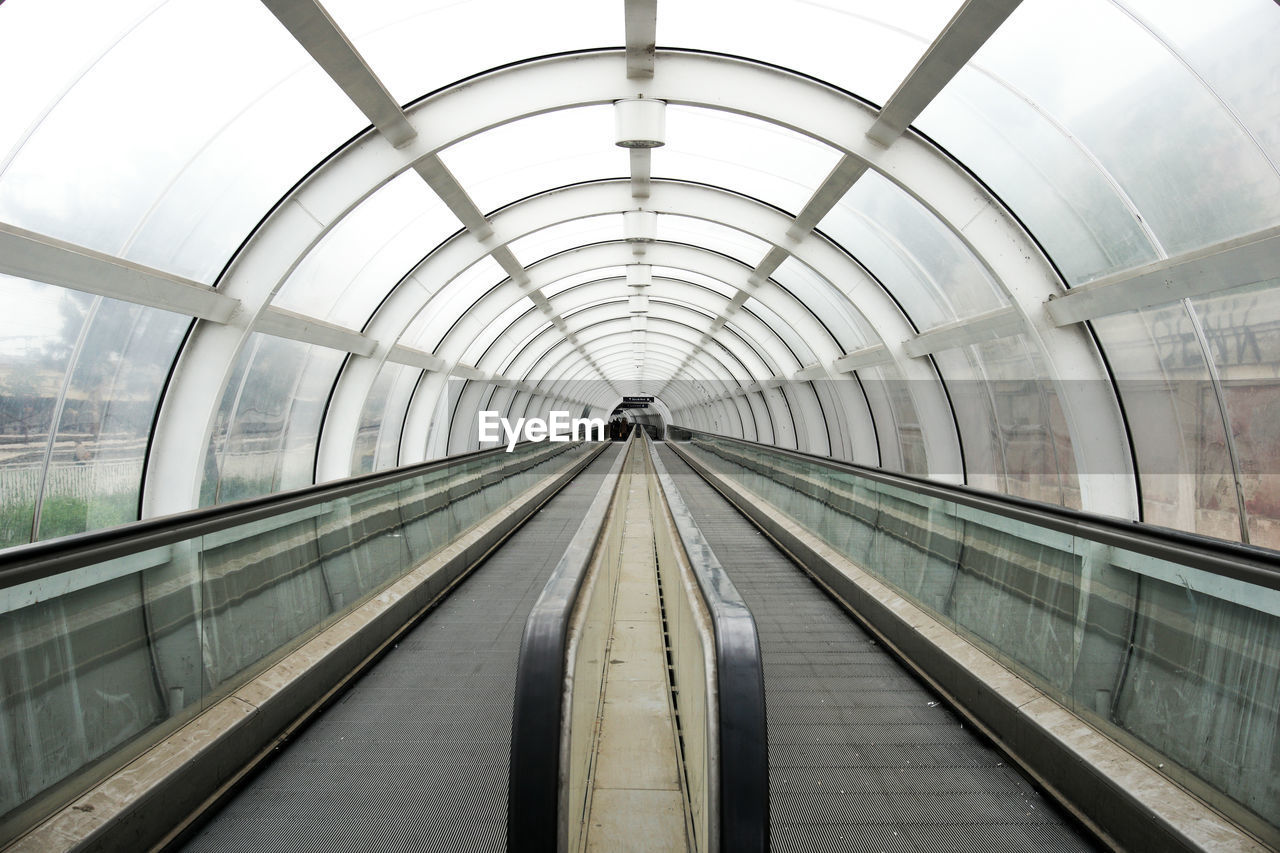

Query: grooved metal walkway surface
(181, 446), (622, 853)
(657, 445), (1098, 853)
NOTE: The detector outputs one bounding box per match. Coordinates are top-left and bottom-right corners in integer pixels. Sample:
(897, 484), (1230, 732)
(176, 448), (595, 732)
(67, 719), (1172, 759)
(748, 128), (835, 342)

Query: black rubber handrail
(647, 438), (769, 853)
(0, 439), (578, 591)
(670, 426), (1280, 592)
(507, 435), (631, 852)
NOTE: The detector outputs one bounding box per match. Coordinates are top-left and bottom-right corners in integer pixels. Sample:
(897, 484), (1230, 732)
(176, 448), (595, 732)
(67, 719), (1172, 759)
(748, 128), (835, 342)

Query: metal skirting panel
(180, 446), (622, 853)
(655, 445), (1098, 853)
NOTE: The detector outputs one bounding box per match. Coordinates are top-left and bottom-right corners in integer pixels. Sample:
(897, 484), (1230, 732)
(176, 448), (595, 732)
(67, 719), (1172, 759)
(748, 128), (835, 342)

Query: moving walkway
(3, 429), (1277, 852)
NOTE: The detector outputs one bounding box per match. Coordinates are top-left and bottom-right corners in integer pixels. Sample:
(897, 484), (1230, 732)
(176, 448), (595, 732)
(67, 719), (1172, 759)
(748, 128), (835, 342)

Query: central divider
(508, 433), (636, 852)
(508, 433), (768, 853)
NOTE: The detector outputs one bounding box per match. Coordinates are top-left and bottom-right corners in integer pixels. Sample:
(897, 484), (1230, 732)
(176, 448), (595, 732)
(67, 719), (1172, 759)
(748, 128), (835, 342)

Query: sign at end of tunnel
(622, 396), (654, 403)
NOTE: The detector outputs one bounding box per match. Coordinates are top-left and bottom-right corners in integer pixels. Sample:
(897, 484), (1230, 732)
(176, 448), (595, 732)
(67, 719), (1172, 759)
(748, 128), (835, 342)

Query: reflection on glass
(973, 336), (1078, 508)
(202, 335), (344, 505)
(0, 544), (198, 826)
(820, 171), (1007, 331)
(1093, 304), (1242, 541)
(1191, 281), (1280, 549)
(0, 280), (188, 547)
(352, 362), (422, 475)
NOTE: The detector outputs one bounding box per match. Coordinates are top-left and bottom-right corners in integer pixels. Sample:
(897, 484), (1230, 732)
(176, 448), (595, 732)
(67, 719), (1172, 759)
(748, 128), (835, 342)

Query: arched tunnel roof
(0, 0), (1278, 548)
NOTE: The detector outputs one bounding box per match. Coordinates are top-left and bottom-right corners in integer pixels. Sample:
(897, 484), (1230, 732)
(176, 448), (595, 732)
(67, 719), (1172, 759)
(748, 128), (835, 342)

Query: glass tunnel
(0, 0), (1278, 850)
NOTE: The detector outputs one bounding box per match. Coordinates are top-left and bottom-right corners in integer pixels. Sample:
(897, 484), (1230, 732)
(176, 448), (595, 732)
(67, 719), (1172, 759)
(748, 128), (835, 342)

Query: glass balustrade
(673, 428), (1280, 836)
(0, 440), (591, 837)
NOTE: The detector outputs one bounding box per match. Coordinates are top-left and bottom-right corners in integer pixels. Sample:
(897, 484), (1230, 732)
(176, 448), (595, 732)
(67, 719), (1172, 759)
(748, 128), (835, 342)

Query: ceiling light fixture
(614, 97), (666, 148)
(624, 210), (657, 242)
(626, 264), (652, 287)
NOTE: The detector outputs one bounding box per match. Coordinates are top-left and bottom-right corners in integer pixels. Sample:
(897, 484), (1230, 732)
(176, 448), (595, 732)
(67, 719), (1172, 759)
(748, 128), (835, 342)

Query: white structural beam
(255, 306), (377, 356)
(902, 305), (1023, 357)
(1046, 224), (1280, 326)
(792, 364), (828, 381)
(388, 344), (447, 372)
(832, 344), (893, 373)
(866, 0), (1024, 147)
(449, 363), (489, 381)
(412, 155), (493, 240)
(625, 0), (657, 80)
(259, 0), (416, 148)
(491, 246), (531, 286)
(785, 157), (871, 241)
(631, 149), (652, 199)
(0, 222), (240, 323)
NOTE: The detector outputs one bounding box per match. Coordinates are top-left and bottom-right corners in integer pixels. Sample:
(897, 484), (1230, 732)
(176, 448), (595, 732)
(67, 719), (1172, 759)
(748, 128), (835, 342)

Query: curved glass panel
(495, 319), (556, 376)
(1124, 0), (1280, 167)
(0, 0), (366, 283)
(651, 267), (736, 298)
(509, 215), (622, 267)
(915, 71), (1156, 286)
(772, 257), (875, 352)
(0, 0), (155, 158)
(1190, 280), (1280, 549)
(920, 0), (1280, 283)
(0, 280), (87, 547)
(586, 282), (728, 321)
(859, 363), (927, 475)
(552, 286), (629, 318)
(933, 336), (1080, 508)
(820, 170), (1007, 331)
(742, 296), (815, 367)
(352, 361), (421, 474)
(36, 300), (188, 540)
(0, 279), (188, 547)
(274, 172), (458, 329)
(542, 267), (627, 298)
(323, 0), (617, 105)
(201, 334), (344, 504)
(656, 215), (769, 267)
(461, 296), (537, 366)
(399, 257), (505, 354)
(1092, 303), (1243, 542)
(659, 0), (956, 107)
(656, 107), (841, 216)
(438, 107), (621, 215)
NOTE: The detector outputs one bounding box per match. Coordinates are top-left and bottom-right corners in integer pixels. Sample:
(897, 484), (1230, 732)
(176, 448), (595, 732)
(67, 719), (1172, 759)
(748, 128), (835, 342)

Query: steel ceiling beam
(259, 0), (417, 148)
(866, 0), (1025, 147)
(1046, 224), (1280, 326)
(624, 0), (657, 80)
(0, 222), (240, 323)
